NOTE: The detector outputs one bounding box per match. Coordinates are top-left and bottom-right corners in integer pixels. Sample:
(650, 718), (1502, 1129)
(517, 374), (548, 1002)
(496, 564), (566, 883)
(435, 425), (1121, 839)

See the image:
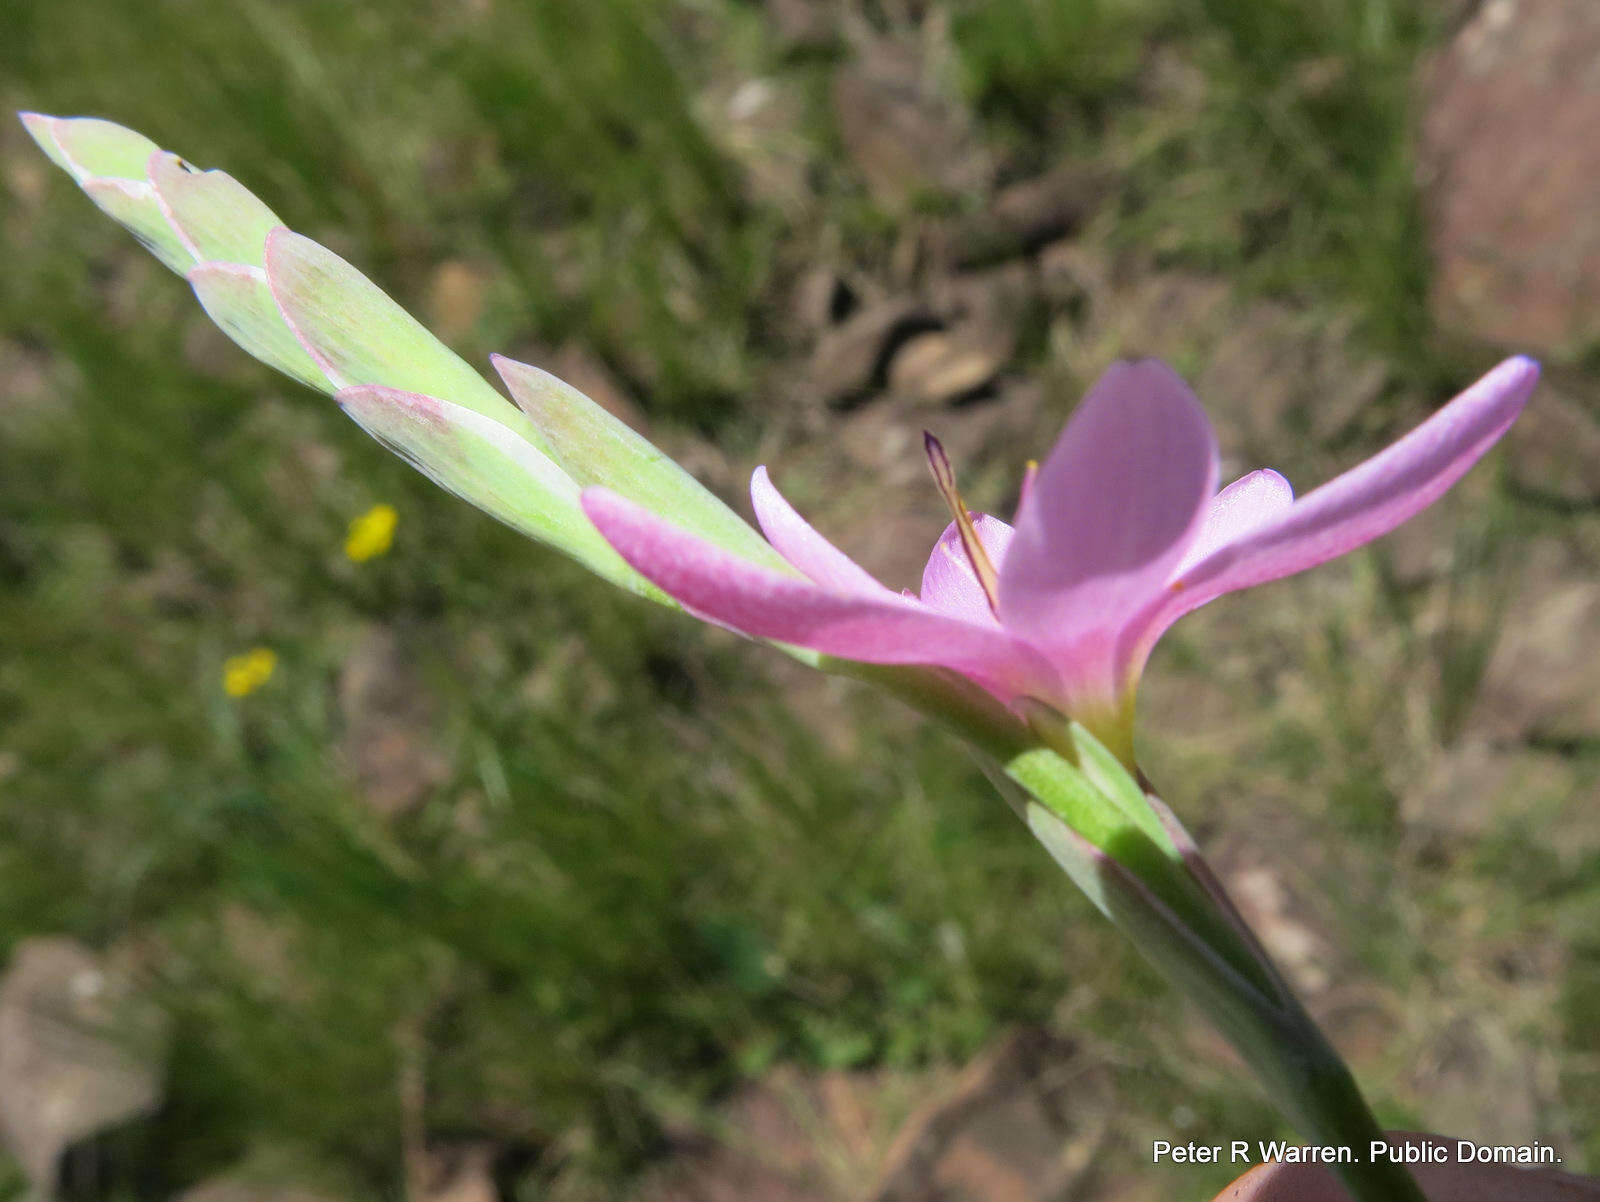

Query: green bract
(19, 111), (786, 602)
(493, 355), (793, 574)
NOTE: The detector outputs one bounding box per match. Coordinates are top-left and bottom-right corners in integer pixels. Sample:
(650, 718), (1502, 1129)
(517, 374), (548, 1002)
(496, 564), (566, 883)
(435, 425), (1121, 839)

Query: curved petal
(1173, 469), (1295, 578)
(1123, 355), (1539, 672)
(749, 466), (890, 596)
(920, 515), (1014, 625)
(999, 359), (1219, 653)
(584, 488), (1059, 701)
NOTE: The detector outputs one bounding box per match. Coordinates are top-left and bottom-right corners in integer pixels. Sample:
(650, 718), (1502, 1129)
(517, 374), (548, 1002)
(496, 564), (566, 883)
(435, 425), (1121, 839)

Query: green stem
(1190, 943), (1427, 1202)
(843, 662), (1428, 1201)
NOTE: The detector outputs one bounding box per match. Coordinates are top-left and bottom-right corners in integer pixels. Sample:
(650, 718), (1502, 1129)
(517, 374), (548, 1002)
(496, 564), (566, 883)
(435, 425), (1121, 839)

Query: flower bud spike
(924, 431), (1001, 617)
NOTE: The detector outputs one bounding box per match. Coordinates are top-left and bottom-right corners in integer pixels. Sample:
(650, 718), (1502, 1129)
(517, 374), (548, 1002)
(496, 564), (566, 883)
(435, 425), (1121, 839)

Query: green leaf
(265, 229), (545, 446)
(336, 385), (664, 602)
(18, 112), (75, 173)
(79, 177), (196, 274)
(149, 152), (280, 267)
(493, 355), (790, 571)
(999, 742), (1280, 1003)
(22, 113), (159, 181)
(1003, 744), (1127, 850)
(1067, 721), (1177, 856)
(20, 114), (196, 274)
(189, 264), (328, 391)
(1021, 797), (1302, 1070)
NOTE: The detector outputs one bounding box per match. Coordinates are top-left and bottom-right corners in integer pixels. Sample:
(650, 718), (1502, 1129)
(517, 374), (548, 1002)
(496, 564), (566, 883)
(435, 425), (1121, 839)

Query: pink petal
(998, 359), (1219, 653)
(1177, 356), (1535, 603)
(749, 466), (889, 596)
(1174, 469), (1295, 577)
(920, 515), (1014, 625)
(1123, 355), (1539, 671)
(583, 488), (1059, 701)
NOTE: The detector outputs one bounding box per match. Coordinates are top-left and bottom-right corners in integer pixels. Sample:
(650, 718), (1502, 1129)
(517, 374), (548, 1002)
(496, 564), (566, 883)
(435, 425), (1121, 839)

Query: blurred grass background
(1, 0), (1597, 1198)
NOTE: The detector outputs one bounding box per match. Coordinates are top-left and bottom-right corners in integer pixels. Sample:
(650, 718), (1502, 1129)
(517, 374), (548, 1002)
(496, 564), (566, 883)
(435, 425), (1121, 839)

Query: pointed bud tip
(17, 111), (60, 152)
(923, 430), (954, 483)
(261, 223), (296, 259)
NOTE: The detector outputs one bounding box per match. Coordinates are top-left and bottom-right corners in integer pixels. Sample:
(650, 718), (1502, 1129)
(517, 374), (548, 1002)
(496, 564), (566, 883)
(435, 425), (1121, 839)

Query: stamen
(924, 431), (1002, 617)
(1019, 459), (1039, 510)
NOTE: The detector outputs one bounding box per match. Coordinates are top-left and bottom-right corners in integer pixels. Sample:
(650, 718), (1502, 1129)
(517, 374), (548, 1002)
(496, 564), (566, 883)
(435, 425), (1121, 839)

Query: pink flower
(582, 357), (1537, 753)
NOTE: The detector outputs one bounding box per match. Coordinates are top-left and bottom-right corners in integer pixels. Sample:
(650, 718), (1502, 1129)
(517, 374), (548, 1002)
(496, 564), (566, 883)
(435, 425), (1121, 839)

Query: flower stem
(1136, 789), (1428, 1202)
(1085, 779), (1429, 1202)
(839, 663), (1429, 1200)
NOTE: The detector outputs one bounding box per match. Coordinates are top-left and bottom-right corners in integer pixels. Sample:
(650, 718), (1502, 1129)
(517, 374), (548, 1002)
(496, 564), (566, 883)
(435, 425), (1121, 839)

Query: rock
(809, 297), (939, 405)
(0, 939), (167, 1198)
(1504, 378), (1600, 506)
(791, 267), (858, 339)
(887, 327), (1009, 404)
(931, 166), (1109, 271)
(831, 38), (991, 207)
(1421, 0), (1600, 351)
(885, 263), (1033, 403)
(929, 261), (1035, 329)
(868, 1028), (1106, 1202)
(338, 625), (451, 818)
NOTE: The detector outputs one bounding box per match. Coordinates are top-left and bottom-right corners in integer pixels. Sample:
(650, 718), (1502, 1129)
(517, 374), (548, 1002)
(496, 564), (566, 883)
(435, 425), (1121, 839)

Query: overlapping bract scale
(22, 111), (787, 604)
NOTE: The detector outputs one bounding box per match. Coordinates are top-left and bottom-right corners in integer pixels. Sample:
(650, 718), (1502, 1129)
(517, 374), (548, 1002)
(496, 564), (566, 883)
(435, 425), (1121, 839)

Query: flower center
(924, 431), (1001, 617)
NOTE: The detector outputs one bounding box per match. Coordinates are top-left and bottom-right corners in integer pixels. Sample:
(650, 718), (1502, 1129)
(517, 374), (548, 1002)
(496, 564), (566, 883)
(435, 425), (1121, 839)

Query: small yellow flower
(345, 503), (398, 562)
(223, 647), (277, 698)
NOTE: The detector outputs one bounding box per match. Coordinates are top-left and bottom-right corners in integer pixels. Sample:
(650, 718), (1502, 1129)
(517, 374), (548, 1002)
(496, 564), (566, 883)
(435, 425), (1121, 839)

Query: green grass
(3, 0), (1597, 1197)
(955, 0), (1436, 377)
